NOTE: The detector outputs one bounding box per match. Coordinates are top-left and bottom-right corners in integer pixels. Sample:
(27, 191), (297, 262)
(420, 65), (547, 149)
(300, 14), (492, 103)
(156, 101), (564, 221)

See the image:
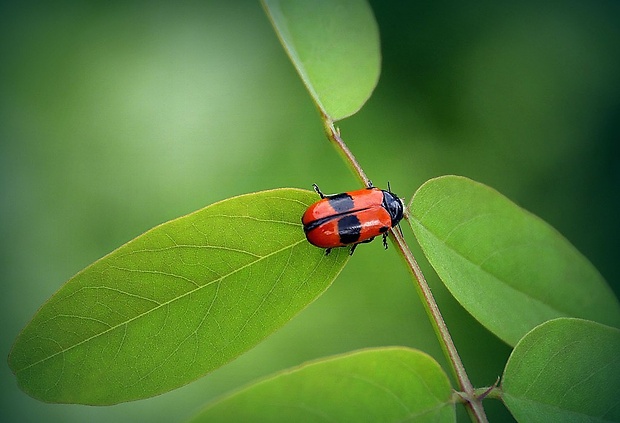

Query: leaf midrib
(412, 217), (570, 319)
(14, 238), (306, 374)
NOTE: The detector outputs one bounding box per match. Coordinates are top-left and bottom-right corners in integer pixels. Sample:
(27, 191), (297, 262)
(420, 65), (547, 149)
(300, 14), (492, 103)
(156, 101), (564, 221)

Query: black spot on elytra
(327, 193), (354, 214)
(338, 214), (361, 244)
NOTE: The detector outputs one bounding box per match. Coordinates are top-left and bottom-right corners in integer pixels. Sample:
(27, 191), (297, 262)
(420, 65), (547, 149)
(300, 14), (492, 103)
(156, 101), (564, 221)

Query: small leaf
(502, 318), (620, 423)
(188, 347), (455, 423)
(408, 175), (620, 346)
(262, 0), (380, 121)
(9, 188), (348, 405)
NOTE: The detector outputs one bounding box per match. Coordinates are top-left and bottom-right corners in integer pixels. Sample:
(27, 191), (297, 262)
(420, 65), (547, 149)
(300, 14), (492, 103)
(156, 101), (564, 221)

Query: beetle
(301, 182), (404, 255)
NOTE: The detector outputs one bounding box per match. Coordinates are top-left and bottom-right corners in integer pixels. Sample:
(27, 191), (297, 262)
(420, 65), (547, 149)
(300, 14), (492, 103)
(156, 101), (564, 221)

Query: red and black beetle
(301, 183), (404, 255)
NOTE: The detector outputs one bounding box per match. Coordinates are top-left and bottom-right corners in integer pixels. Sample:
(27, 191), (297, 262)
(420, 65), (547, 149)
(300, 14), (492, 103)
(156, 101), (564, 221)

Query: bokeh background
(2, 1), (618, 422)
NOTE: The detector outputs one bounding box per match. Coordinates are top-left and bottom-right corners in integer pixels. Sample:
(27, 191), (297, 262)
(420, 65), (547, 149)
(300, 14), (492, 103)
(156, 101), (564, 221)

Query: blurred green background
(2, 1), (618, 422)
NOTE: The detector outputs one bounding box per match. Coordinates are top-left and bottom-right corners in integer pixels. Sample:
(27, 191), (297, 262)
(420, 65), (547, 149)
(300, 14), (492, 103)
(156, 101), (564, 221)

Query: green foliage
(262, 0), (380, 121)
(8, 189), (348, 404)
(5, 1), (620, 423)
(502, 318), (620, 423)
(188, 347), (455, 423)
(408, 175), (620, 346)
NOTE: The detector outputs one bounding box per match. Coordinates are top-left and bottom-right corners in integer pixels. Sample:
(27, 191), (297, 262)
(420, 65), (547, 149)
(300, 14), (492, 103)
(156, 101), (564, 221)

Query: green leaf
(408, 175), (620, 346)
(187, 347), (455, 423)
(502, 318), (620, 423)
(8, 188), (348, 405)
(262, 0), (380, 121)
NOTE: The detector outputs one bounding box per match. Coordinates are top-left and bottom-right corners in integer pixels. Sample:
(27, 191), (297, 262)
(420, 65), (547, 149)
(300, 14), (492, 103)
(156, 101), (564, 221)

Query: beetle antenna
(312, 183), (325, 199)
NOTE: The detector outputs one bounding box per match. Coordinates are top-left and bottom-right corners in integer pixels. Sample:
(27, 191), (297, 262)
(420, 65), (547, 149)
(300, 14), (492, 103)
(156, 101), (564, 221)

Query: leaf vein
(14, 238), (306, 374)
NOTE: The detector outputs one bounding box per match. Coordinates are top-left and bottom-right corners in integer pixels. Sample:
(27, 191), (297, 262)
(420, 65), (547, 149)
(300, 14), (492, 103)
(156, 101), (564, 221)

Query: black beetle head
(382, 190), (404, 227)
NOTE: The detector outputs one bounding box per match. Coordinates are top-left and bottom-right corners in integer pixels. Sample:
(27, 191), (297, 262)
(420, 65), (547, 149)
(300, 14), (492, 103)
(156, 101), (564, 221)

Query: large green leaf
(408, 175), (620, 346)
(188, 347), (455, 423)
(262, 0), (380, 121)
(8, 188), (348, 405)
(502, 318), (620, 423)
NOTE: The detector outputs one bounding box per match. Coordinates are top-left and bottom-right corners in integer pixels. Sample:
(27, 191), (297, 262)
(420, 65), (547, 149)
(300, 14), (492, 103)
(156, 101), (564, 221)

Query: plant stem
(322, 117), (488, 423)
(391, 228), (488, 423)
(475, 384), (503, 401)
(322, 118), (371, 187)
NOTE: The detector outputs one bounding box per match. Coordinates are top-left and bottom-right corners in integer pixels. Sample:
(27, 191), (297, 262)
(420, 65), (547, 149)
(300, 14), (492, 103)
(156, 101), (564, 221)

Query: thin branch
(390, 228), (488, 423)
(322, 116), (371, 187)
(474, 377), (502, 401)
(321, 116), (488, 423)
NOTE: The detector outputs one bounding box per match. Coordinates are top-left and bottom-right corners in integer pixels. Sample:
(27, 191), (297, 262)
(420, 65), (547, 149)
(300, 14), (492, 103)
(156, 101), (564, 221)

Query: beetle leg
(312, 183), (325, 199)
(382, 232), (389, 249)
(366, 180), (374, 188)
(324, 247), (332, 256)
(349, 244), (358, 255)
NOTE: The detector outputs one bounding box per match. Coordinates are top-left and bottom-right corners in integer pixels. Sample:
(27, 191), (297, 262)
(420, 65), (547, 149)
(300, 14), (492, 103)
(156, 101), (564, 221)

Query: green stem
(322, 116), (488, 423)
(391, 228), (488, 423)
(475, 385), (503, 401)
(322, 118), (371, 187)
